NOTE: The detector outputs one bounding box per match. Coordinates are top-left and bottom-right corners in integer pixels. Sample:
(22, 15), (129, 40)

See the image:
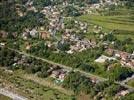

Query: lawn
(127, 79), (134, 88)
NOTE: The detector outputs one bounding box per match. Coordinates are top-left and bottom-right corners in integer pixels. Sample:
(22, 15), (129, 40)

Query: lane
(8, 47), (106, 81)
(3, 46), (134, 91)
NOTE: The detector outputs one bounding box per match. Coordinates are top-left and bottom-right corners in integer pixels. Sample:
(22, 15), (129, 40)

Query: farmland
(0, 67), (73, 100)
(78, 8), (134, 40)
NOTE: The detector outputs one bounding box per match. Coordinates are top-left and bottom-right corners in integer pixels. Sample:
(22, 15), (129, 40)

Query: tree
(110, 66), (134, 81)
(94, 81), (111, 92)
(57, 42), (70, 52)
(64, 19), (75, 29)
(104, 84), (122, 96)
(103, 33), (117, 42)
(63, 5), (81, 17)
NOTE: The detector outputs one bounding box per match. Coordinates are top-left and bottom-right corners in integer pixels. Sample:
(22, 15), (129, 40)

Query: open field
(0, 67), (73, 100)
(127, 79), (134, 88)
(23, 74), (74, 96)
(78, 15), (134, 32)
(78, 8), (134, 40)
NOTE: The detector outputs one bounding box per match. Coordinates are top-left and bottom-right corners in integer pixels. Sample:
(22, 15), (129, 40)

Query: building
(39, 31), (50, 39)
(95, 55), (116, 63)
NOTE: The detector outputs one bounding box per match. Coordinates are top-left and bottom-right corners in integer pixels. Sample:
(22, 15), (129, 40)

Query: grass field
(127, 79), (134, 88)
(0, 68), (73, 100)
(78, 8), (134, 40)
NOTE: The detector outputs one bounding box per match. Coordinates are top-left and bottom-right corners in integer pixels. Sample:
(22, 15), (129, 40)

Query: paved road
(3, 47), (134, 91)
(0, 87), (28, 100)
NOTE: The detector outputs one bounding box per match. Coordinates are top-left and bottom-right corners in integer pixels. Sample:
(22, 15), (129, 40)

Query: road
(0, 87), (28, 100)
(8, 47), (107, 81)
(3, 46), (134, 91)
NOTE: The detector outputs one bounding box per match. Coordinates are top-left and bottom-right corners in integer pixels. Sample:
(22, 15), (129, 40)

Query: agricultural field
(0, 67), (73, 100)
(78, 8), (134, 40)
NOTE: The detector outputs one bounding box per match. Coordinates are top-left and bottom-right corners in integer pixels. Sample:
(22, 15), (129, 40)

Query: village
(0, 0), (134, 99)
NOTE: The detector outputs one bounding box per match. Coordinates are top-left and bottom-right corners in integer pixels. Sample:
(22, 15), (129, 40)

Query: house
(0, 43), (6, 47)
(120, 52), (130, 61)
(25, 43), (31, 50)
(95, 55), (116, 63)
(90, 77), (99, 84)
(131, 51), (134, 59)
(127, 61), (134, 68)
(116, 90), (129, 96)
(106, 48), (114, 56)
(12, 32), (18, 38)
(66, 50), (74, 54)
(30, 29), (38, 37)
(0, 30), (8, 38)
(93, 25), (102, 33)
(121, 60), (134, 69)
(39, 31), (50, 39)
(51, 70), (60, 78)
(22, 32), (29, 40)
(51, 69), (67, 81)
(21, 28), (30, 39)
(58, 73), (66, 81)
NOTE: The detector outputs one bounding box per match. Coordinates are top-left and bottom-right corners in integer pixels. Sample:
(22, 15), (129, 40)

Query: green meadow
(79, 15), (134, 32)
(78, 8), (134, 40)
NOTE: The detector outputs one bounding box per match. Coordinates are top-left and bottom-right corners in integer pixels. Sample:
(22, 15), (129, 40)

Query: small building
(95, 55), (116, 63)
(106, 48), (114, 56)
(26, 43), (31, 50)
(51, 70), (61, 78)
(0, 30), (8, 38)
(0, 43), (6, 47)
(39, 31), (50, 39)
(58, 73), (66, 82)
(120, 52), (130, 61)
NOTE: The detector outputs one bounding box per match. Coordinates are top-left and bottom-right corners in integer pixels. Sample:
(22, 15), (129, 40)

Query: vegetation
(127, 79), (134, 88)
(63, 5), (81, 17)
(1, 37), (133, 81)
(0, 0), (134, 99)
(0, 68), (73, 100)
(0, 46), (50, 78)
(121, 92), (134, 100)
(0, 3), (49, 33)
(63, 71), (128, 99)
(0, 94), (11, 100)
(78, 14), (134, 33)
(1, 45), (133, 99)
(63, 71), (93, 94)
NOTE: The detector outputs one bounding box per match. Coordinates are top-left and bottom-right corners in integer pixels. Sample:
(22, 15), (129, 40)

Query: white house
(95, 55), (116, 63)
